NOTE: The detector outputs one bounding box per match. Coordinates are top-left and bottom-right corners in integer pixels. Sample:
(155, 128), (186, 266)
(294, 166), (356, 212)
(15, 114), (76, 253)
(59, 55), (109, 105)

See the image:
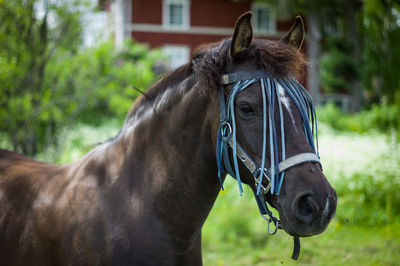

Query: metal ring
(260, 213), (271, 223)
(267, 219), (279, 235)
(220, 121), (232, 138)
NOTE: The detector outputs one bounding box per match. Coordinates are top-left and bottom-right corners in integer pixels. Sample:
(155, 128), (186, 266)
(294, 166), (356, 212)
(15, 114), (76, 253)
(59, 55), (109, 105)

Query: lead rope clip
(260, 211), (281, 235)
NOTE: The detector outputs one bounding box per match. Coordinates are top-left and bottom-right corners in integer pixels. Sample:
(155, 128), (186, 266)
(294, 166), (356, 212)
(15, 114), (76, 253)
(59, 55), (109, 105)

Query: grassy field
(24, 119), (400, 265)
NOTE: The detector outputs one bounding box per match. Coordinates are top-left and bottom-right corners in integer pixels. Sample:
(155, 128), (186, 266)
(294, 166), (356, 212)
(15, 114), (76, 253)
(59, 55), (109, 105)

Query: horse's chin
(276, 206), (331, 238)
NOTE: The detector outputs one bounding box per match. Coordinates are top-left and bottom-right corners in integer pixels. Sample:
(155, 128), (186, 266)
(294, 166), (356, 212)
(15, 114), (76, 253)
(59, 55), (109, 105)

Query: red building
(101, 0), (352, 110)
(104, 0), (295, 69)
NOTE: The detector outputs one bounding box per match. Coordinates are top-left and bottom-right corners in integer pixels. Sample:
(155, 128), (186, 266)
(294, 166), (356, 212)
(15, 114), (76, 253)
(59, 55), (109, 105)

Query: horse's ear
(231, 11), (253, 60)
(280, 16), (305, 50)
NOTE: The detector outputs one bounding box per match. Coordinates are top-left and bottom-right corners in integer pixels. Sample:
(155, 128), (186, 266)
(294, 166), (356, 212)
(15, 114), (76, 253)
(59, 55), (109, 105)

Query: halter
(216, 70), (321, 260)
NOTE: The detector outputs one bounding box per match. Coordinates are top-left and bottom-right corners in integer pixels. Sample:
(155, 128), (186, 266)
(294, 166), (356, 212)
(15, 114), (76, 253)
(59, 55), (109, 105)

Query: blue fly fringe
(217, 76), (319, 196)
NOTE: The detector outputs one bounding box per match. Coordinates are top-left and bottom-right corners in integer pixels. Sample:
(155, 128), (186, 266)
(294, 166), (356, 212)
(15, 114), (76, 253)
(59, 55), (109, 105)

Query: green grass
(204, 223), (400, 266)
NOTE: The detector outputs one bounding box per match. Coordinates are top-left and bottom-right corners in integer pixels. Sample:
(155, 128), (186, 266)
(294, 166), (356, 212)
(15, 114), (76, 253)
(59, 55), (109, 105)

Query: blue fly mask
(216, 70), (321, 260)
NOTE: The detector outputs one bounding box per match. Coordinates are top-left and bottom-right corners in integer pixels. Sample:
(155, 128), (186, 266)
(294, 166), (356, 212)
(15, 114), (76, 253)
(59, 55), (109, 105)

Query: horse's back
(0, 148), (59, 176)
(0, 148), (67, 265)
(0, 148), (31, 159)
(0, 148), (63, 213)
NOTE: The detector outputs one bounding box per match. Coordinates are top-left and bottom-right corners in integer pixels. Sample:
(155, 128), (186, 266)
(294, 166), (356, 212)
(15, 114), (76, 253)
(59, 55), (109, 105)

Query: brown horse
(0, 12), (336, 265)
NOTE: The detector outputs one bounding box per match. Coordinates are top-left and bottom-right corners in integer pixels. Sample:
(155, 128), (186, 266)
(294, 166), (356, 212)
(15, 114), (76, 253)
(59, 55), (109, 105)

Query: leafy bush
(317, 103), (356, 131)
(317, 102), (400, 136)
(315, 104), (400, 225)
(0, 38), (161, 156)
(0, 0), (83, 155)
(202, 180), (272, 254)
(366, 104), (400, 133)
(0, 0), (162, 156)
(335, 153), (400, 226)
(48, 40), (162, 125)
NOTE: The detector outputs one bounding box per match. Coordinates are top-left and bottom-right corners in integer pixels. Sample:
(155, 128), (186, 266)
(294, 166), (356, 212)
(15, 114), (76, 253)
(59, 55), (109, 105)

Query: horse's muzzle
(294, 191), (336, 228)
(284, 189), (337, 237)
(272, 163), (337, 237)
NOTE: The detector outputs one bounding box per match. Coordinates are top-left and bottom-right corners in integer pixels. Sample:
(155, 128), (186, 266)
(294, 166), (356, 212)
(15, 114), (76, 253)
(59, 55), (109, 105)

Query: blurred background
(0, 0), (399, 264)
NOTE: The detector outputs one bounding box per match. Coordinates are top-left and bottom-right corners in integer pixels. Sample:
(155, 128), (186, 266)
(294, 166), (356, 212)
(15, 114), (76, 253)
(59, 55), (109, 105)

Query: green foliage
(317, 103), (367, 132)
(202, 182), (269, 249)
(362, 0), (400, 105)
(36, 118), (122, 163)
(0, 0), (83, 155)
(320, 37), (358, 94)
(0, 0), (161, 156)
(48, 40), (161, 125)
(335, 153), (400, 226)
(366, 104), (400, 133)
(316, 103), (400, 226)
(318, 102), (400, 134)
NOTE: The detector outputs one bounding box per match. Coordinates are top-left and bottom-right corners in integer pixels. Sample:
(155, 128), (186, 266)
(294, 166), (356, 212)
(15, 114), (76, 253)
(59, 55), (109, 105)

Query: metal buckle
(262, 168), (271, 182)
(254, 168), (272, 194)
(221, 74), (229, 85)
(255, 178), (270, 194)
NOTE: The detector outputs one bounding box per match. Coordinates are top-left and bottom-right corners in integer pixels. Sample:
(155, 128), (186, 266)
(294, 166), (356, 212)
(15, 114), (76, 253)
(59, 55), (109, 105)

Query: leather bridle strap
(221, 70), (274, 84)
(268, 153), (321, 176)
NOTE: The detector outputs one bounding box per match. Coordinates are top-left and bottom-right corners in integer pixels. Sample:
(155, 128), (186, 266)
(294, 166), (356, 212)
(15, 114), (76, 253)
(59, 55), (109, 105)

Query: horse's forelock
(249, 40), (307, 80)
(192, 38), (307, 94)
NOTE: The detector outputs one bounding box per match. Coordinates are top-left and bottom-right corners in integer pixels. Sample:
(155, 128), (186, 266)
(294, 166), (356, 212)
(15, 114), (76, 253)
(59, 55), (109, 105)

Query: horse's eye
(238, 102), (254, 115)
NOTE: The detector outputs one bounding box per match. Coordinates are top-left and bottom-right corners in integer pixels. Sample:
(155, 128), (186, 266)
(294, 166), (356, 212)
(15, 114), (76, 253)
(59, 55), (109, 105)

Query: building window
(163, 0), (190, 29)
(162, 45), (190, 69)
(252, 3), (276, 35)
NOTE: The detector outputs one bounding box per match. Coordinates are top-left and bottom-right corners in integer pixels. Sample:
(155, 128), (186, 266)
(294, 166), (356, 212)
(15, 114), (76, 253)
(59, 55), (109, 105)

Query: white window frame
(162, 0), (190, 30)
(252, 3), (276, 35)
(162, 45), (190, 70)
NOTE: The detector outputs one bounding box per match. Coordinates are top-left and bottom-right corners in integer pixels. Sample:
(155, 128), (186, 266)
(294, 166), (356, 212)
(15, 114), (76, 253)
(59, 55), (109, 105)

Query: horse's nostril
(299, 196), (313, 214)
(294, 194), (318, 224)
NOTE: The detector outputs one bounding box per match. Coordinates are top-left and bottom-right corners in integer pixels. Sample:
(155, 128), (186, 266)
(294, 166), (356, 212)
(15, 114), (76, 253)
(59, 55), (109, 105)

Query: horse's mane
(125, 37), (306, 121)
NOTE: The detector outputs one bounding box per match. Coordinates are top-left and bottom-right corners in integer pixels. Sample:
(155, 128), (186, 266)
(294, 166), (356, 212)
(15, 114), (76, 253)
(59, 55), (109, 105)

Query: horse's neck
(100, 80), (221, 248)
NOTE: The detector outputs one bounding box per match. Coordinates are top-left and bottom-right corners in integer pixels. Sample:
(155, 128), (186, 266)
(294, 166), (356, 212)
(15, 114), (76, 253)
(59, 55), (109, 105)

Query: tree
(0, 0), (162, 158)
(0, 0), (83, 156)
(258, 0), (334, 104)
(362, 0), (400, 106)
(258, 0), (364, 111)
(319, 36), (358, 94)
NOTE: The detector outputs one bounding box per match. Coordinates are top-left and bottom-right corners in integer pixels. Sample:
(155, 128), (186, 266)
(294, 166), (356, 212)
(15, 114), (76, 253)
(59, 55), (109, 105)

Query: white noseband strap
(277, 153), (321, 173)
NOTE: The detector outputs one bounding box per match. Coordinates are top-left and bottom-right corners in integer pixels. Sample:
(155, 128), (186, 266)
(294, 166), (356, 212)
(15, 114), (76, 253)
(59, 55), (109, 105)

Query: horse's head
(195, 12), (337, 238)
